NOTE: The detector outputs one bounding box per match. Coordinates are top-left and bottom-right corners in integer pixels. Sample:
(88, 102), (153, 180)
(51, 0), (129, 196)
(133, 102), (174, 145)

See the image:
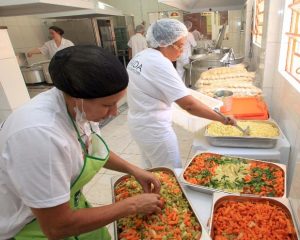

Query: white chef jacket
(127, 48), (189, 168)
(0, 88), (93, 239)
(178, 32), (197, 62)
(127, 33), (148, 58)
(127, 48), (189, 141)
(39, 38), (74, 59)
(176, 32), (197, 79)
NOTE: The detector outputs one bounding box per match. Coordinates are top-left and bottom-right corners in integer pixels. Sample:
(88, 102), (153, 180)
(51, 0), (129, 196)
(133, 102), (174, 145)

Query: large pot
(41, 62), (53, 84)
(21, 65), (45, 84)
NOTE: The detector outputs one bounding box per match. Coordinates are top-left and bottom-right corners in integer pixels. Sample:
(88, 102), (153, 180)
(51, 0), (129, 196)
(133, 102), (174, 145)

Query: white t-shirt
(178, 32), (197, 62)
(0, 88), (92, 239)
(127, 33), (148, 58)
(39, 38), (74, 59)
(127, 48), (189, 142)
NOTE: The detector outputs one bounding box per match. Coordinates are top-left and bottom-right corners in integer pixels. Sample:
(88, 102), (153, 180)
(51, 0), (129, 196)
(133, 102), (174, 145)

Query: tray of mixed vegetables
(112, 167), (209, 240)
(181, 152), (286, 197)
(210, 193), (299, 240)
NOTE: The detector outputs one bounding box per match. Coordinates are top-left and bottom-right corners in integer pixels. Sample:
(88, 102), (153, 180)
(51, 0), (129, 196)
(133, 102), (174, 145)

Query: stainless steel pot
(40, 61), (53, 84)
(21, 65), (45, 84)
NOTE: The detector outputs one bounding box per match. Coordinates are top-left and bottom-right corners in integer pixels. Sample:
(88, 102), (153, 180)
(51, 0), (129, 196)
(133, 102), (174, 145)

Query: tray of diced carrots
(112, 167), (209, 240)
(182, 152), (286, 197)
(210, 193), (299, 240)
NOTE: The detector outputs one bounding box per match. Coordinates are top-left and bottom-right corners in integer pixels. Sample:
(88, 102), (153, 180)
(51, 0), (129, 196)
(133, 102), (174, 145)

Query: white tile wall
(0, 58), (30, 110)
(247, 0), (300, 194)
(0, 28), (15, 59)
(0, 15), (52, 63)
(270, 74), (300, 190)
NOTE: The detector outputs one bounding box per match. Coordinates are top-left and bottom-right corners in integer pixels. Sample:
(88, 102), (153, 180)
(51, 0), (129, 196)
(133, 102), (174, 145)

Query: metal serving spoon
(213, 109), (250, 136)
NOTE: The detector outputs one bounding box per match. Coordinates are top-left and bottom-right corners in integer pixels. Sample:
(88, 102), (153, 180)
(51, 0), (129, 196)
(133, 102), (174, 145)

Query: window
(253, 0), (264, 46)
(286, 0), (300, 83)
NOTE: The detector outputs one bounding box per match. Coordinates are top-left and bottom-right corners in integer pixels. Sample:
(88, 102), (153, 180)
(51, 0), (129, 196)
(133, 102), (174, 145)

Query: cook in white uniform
(27, 26), (74, 59)
(127, 19), (236, 169)
(0, 46), (162, 240)
(192, 29), (202, 41)
(176, 21), (197, 80)
(128, 24), (148, 59)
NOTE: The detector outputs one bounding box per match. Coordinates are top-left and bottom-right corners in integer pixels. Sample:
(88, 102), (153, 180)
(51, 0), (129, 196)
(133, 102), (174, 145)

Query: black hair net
(49, 45), (129, 99)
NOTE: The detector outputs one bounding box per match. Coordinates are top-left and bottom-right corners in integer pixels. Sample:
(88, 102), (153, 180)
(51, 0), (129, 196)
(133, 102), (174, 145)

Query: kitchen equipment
(209, 193), (299, 240)
(181, 152), (287, 197)
(215, 24), (227, 49)
(172, 89), (223, 133)
(53, 18), (117, 55)
(213, 109), (250, 136)
(224, 96), (269, 120)
(15, 52), (28, 67)
(193, 48), (208, 55)
(205, 119), (282, 149)
(184, 53), (245, 88)
(214, 90), (233, 112)
(40, 61), (52, 84)
(21, 65), (45, 84)
(111, 167), (211, 240)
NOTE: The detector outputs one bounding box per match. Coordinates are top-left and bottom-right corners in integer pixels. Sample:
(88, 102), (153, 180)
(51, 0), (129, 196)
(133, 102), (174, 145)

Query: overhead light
(170, 12), (179, 17)
(98, 2), (105, 9)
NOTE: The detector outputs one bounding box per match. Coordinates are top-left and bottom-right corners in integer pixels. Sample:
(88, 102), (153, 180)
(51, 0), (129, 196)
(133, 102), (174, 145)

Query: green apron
(14, 117), (111, 240)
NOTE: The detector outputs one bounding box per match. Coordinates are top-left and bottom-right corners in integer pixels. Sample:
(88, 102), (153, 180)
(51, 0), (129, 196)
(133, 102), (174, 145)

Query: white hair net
(135, 24), (145, 33)
(146, 19), (188, 48)
(184, 21), (193, 30)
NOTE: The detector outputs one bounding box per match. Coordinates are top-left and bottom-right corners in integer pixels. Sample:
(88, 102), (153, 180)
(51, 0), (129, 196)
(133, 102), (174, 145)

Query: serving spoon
(213, 109), (250, 136)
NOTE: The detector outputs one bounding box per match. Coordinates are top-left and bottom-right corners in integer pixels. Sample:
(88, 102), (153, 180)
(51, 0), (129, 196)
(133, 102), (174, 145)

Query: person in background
(176, 21), (197, 80)
(128, 25), (148, 59)
(192, 29), (202, 41)
(27, 26), (74, 59)
(0, 46), (162, 240)
(127, 19), (236, 169)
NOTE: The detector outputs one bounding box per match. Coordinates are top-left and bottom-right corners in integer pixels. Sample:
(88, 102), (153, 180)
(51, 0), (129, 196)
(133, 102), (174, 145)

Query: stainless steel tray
(209, 193), (299, 240)
(205, 119), (282, 148)
(111, 167), (211, 240)
(180, 152), (287, 197)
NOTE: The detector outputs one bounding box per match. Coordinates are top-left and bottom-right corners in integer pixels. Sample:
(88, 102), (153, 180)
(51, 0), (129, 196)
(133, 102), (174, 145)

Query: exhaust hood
(159, 0), (246, 12)
(0, 0), (94, 17)
(39, 1), (123, 18)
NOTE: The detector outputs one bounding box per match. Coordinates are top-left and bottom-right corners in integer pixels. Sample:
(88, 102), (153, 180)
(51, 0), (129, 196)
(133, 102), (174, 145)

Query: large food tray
(205, 119), (282, 148)
(111, 167), (211, 240)
(181, 152), (287, 197)
(209, 193), (299, 240)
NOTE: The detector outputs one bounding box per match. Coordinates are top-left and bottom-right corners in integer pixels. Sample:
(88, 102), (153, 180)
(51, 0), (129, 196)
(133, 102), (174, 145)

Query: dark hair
(49, 26), (64, 36)
(49, 45), (128, 99)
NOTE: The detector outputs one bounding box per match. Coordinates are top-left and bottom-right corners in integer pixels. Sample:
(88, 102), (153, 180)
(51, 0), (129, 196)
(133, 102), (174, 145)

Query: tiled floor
(83, 109), (194, 239)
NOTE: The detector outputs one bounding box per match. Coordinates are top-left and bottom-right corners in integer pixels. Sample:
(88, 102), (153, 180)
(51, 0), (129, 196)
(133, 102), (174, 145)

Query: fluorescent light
(98, 2), (105, 9)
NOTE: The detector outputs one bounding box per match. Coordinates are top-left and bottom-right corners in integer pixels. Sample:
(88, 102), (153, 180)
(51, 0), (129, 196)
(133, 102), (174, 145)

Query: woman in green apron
(0, 46), (162, 240)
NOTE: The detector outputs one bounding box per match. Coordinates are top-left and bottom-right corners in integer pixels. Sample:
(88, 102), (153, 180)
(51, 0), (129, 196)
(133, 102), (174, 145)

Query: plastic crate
(172, 89), (223, 133)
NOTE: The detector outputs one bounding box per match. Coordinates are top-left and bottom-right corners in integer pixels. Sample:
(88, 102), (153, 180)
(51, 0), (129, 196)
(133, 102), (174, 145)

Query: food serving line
(111, 64), (299, 239)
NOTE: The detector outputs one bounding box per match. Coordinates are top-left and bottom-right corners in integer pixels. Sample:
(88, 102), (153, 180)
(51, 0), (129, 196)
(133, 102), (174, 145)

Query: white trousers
(130, 128), (181, 169)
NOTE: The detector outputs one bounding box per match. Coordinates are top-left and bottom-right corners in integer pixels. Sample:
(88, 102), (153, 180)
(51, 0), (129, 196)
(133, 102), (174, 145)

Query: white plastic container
(172, 89), (223, 133)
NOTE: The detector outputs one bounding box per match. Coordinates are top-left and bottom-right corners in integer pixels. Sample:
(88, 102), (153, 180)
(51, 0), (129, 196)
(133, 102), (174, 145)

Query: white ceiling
(0, 0), (94, 16)
(159, 0), (246, 12)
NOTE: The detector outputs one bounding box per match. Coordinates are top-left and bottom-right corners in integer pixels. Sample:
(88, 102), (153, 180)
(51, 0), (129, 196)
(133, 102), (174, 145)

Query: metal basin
(193, 47), (207, 55)
(184, 53), (245, 88)
(21, 66), (45, 84)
